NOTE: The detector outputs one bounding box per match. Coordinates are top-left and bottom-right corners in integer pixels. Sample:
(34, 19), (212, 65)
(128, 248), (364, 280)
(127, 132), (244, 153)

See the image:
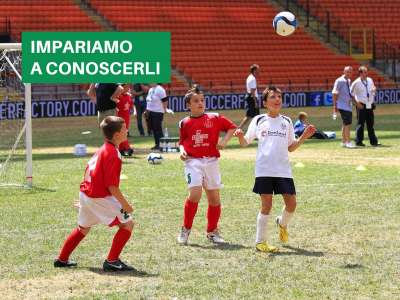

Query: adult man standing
(87, 83), (124, 124)
(350, 66), (380, 147)
(238, 64), (260, 129)
(146, 83), (172, 150)
(132, 83), (149, 136)
(332, 66), (356, 148)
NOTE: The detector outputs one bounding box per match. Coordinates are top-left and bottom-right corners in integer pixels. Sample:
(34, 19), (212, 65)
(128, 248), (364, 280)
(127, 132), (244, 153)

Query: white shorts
(78, 192), (132, 228)
(184, 157), (222, 190)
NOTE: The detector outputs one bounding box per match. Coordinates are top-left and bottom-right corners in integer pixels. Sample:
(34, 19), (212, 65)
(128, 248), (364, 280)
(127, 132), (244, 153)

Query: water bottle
(164, 127), (169, 137)
(332, 112), (337, 120)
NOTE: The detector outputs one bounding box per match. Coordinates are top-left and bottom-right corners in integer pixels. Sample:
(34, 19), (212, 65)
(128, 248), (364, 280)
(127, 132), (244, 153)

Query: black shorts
(245, 95), (260, 118)
(253, 177), (296, 195)
(339, 109), (352, 125)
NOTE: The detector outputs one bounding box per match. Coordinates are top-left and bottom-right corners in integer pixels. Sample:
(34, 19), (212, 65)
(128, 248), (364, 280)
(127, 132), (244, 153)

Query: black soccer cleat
(103, 259), (136, 272)
(54, 259), (77, 268)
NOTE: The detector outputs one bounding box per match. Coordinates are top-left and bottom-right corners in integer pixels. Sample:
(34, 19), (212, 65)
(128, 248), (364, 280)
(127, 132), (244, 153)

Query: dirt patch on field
(0, 270), (156, 299)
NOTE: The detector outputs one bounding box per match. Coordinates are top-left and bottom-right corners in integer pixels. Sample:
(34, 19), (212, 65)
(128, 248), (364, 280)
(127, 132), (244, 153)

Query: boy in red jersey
(177, 86), (237, 244)
(116, 84), (135, 156)
(54, 116), (136, 271)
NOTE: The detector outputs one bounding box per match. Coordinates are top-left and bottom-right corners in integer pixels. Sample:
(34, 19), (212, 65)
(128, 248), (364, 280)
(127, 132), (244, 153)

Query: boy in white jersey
(234, 86), (316, 252)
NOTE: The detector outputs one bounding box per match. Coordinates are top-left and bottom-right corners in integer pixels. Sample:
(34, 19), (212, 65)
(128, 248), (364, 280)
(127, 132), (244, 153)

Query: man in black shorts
(238, 64), (260, 129)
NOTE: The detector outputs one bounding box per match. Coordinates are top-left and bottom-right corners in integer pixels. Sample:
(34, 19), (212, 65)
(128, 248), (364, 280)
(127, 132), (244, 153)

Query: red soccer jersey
(80, 142), (122, 198)
(117, 94), (133, 117)
(179, 113), (237, 158)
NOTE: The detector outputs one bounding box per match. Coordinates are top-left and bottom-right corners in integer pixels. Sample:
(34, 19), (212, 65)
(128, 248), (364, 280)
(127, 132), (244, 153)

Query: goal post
(0, 42), (32, 188)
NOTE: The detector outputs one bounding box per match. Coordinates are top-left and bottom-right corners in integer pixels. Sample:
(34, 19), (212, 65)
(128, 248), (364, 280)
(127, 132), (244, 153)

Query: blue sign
(323, 92), (333, 106)
(1, 89), (399, 120)
(309, 92), (323, 106)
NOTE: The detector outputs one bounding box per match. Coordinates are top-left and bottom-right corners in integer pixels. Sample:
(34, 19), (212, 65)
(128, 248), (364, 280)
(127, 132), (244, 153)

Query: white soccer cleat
(345, 142), (356, 148)
(207, 229), (225, 244)
(177, 227), (191, 245)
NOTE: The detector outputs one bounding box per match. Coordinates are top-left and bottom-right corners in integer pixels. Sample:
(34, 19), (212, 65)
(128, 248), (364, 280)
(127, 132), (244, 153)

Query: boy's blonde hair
(298, 112), (308, 121)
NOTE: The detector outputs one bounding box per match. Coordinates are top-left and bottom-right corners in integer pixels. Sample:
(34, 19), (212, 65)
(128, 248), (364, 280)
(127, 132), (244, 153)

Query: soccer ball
(273, 11), (297, 36)
(147, 152), (163, 164)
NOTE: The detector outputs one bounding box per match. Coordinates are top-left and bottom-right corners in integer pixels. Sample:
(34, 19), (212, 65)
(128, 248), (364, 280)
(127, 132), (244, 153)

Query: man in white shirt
(332, 66), (356, 148)
(350, 66), (380, 146)
(146, 83), (171, 150)
(238, 64), (260, 129)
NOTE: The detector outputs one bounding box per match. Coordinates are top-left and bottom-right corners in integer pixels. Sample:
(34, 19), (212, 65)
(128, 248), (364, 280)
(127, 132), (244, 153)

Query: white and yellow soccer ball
(273, 11), (297, 36)
(147, 152), (163, 164)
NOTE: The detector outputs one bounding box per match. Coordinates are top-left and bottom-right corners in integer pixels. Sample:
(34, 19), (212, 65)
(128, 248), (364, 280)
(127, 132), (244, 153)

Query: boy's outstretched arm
(233, 128), (249, 147)
(217, 128), (236, 149)
(108, 186), (133, 213)
(288, 125), (316, 152)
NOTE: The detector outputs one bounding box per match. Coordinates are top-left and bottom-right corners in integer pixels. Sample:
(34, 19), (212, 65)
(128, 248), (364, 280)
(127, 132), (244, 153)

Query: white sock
(255, 212), (269, 244)
(279, 208), (294, 228)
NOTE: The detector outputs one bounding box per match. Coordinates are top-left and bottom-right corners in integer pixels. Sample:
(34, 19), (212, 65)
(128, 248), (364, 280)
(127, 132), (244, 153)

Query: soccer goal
(0, 43), (32, 188)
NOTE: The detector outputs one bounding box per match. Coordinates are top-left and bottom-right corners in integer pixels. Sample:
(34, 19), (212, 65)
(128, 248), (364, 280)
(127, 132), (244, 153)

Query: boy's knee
(285, 200), (296, 212)
(121, 221), (134, 232)
(78, 226), (91, 235)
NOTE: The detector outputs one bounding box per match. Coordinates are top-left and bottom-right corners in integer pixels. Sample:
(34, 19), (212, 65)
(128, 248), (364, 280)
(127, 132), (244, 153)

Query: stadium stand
(0, 0), (395, 97)
(0, 0), (102, 41)
(297, 0), (400, 52)
(91, 0), (394, 92)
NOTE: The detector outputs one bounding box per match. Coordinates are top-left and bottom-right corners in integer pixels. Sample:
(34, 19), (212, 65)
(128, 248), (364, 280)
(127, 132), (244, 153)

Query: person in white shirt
(238, 64), (260, 129)
(234, 86), (316, 253)
(350, 66), (380, 146)
(146, 83), (172, 150)
(332, 66), (356, 148)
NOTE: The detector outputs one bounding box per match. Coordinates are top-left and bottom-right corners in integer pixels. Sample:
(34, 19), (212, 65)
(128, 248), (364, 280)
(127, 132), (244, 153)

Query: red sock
(183, 199), (198, 229)
(107, 228), (132, 262)
(207, 204), (221, 233)
(58, 227), (85, 262)
(119, 140), (130, 151)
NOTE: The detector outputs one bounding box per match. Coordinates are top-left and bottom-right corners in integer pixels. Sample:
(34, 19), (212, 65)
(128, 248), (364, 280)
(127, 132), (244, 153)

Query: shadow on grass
(86, 267), (159, 278)
(0, 184), (56, 193)
(340, 263), (364, 269)
(31, 185), (57, 192)
(270, 245), (324, 257)
(187, 242), (252, 251)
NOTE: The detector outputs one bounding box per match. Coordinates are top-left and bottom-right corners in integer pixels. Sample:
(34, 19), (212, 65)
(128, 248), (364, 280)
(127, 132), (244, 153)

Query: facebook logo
(309, 92), (323, 106)
(323, 92), (333, 106)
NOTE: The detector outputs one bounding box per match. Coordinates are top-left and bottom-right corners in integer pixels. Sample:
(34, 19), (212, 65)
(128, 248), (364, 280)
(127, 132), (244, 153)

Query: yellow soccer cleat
(276, 217), (289, 243)
(256, 242), (279, 253)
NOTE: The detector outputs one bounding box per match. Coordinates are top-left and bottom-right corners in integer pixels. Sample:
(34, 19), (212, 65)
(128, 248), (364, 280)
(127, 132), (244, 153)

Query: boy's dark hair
(184, 84), (203, 104)
(100, 116), (125, 140)
(250, 64), (260, 74)
(262, 85), (282, 101)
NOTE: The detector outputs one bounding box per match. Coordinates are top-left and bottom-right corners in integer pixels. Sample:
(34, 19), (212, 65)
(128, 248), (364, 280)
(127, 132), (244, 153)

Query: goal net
(0, 43), (32, 188)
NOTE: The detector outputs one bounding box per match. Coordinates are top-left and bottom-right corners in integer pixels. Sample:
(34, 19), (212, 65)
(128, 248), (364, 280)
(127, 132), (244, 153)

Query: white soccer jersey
(246, 74), (258, 96)
(245, 114), (296, 178)
(146, 85), (167, 113)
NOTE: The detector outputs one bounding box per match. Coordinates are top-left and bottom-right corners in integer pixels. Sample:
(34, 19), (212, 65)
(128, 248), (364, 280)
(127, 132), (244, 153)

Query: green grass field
(1, 105), (399, 299)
